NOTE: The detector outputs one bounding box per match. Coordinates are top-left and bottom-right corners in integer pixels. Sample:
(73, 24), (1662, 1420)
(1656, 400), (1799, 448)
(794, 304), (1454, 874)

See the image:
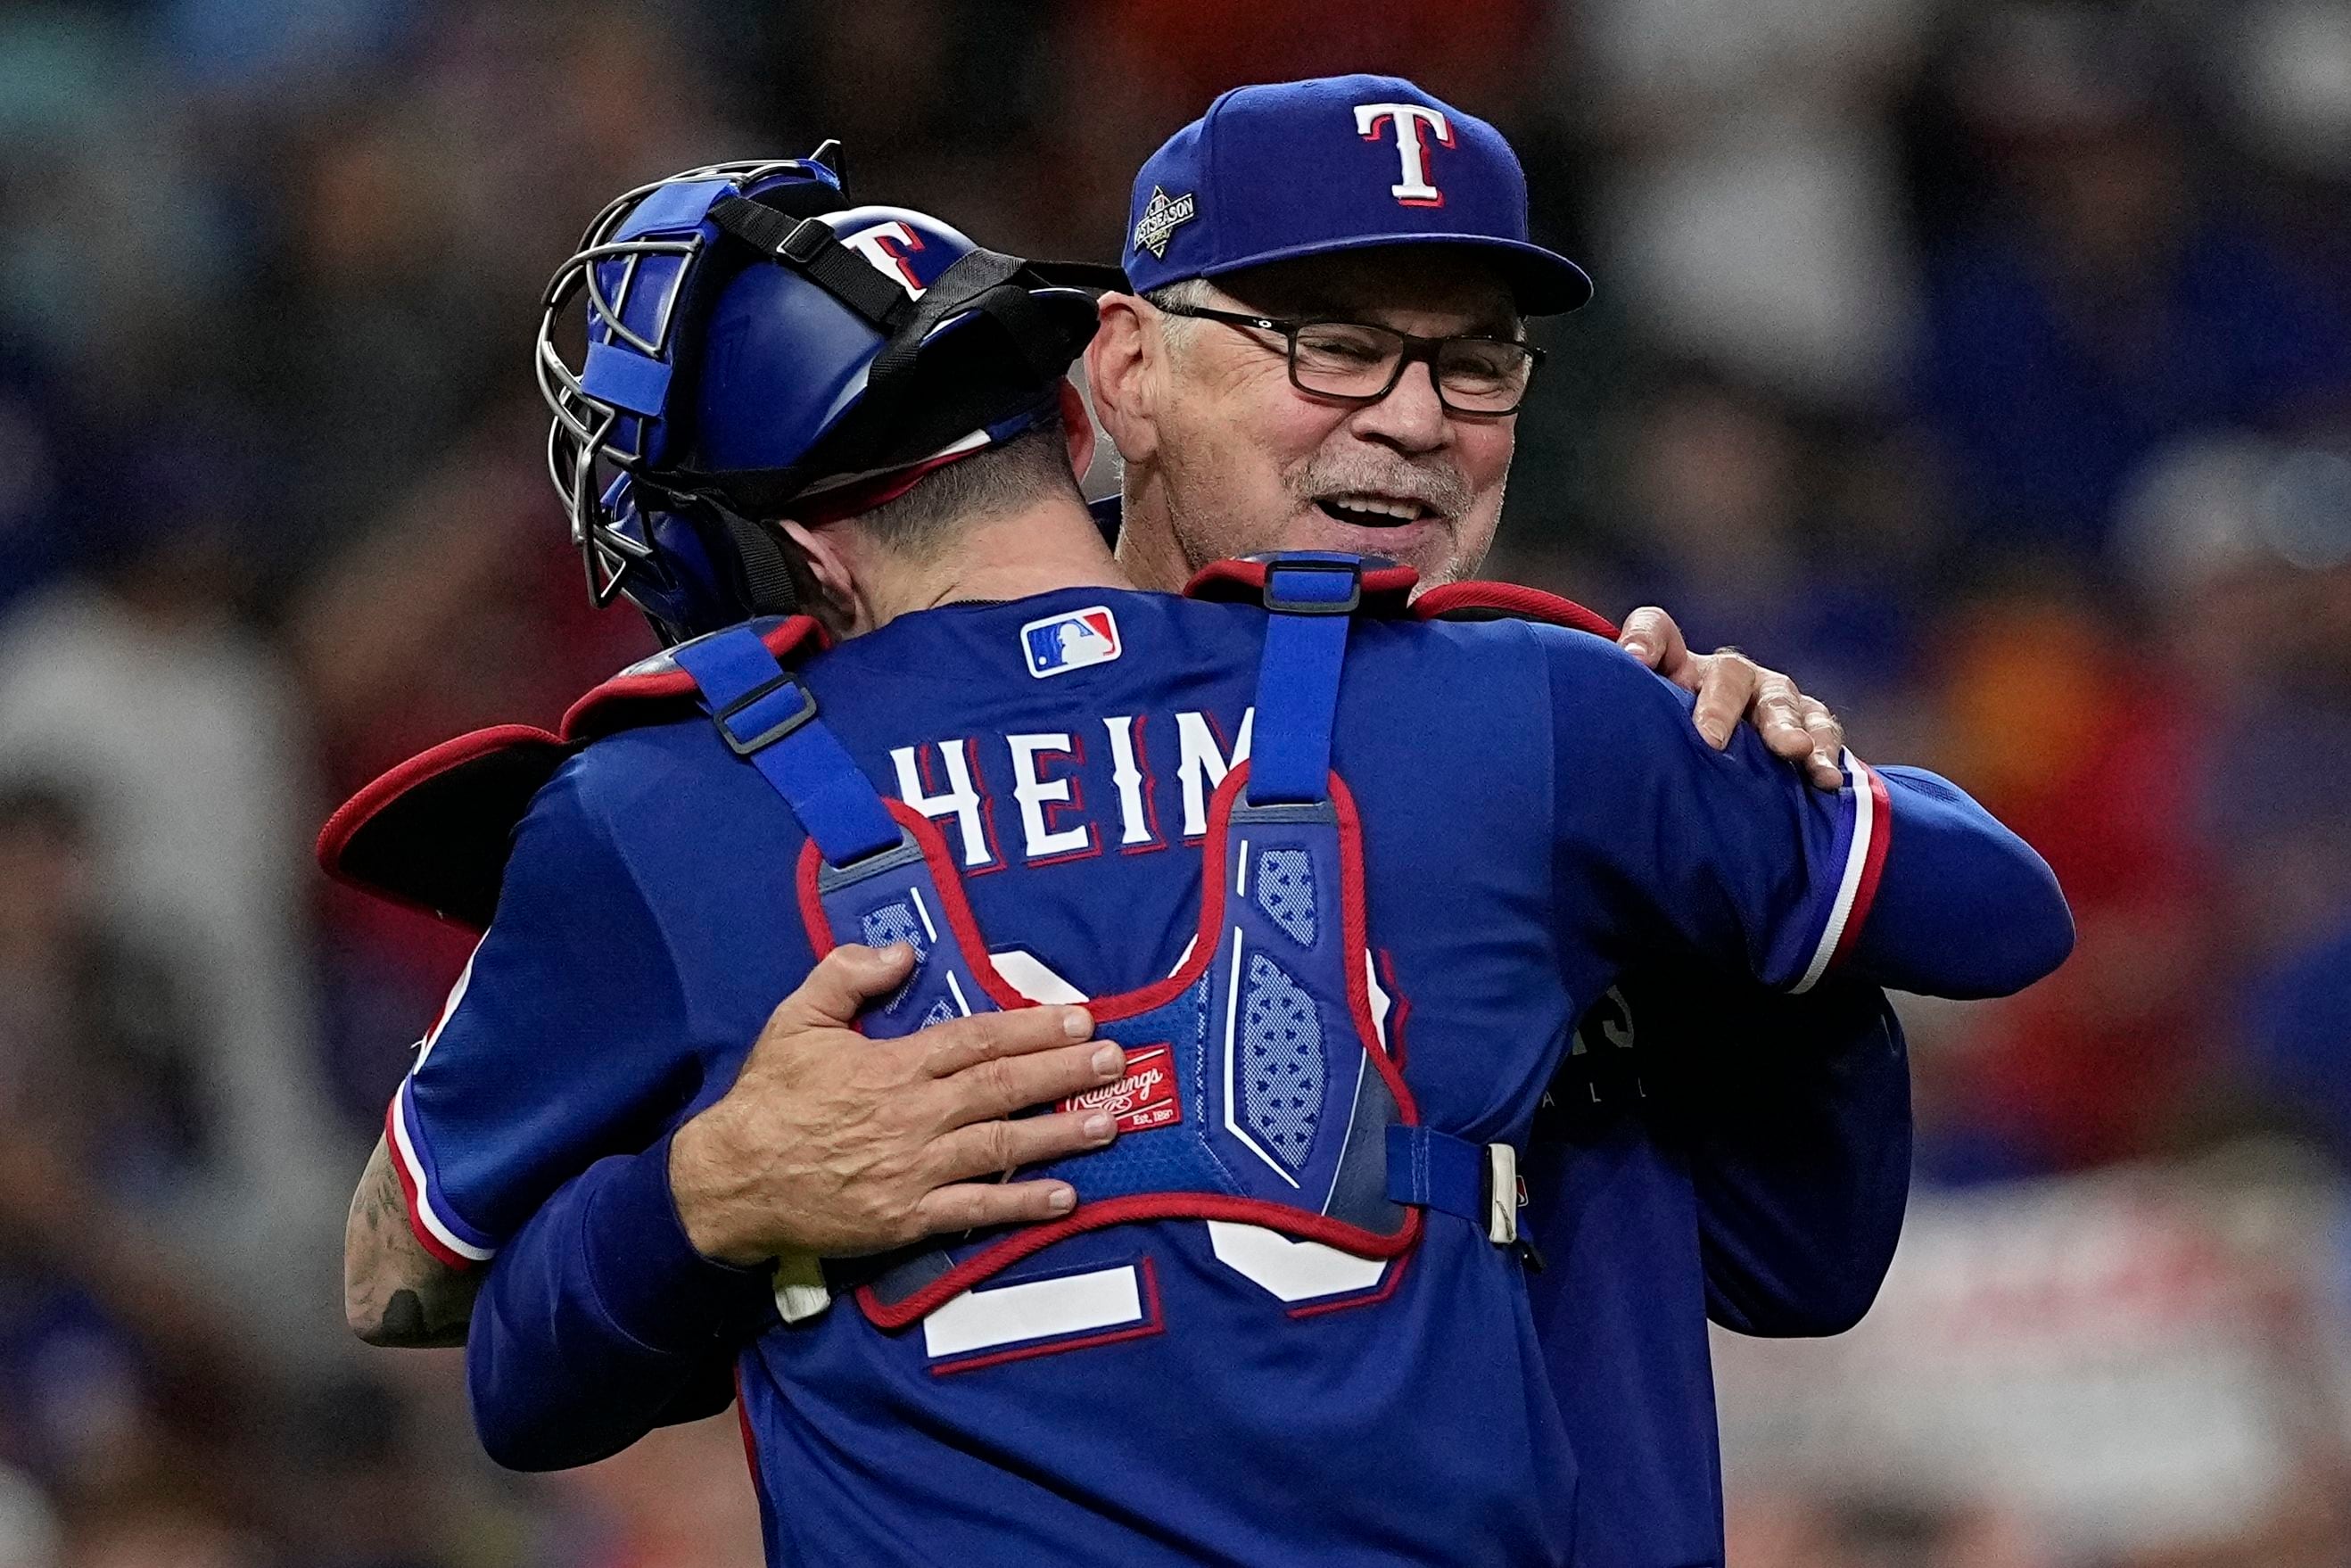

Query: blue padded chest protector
(673, 556), (1507, 1330)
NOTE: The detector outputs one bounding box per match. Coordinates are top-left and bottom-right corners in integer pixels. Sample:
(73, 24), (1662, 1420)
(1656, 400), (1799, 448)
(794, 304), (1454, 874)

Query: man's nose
(1345, 359), (1448, 452)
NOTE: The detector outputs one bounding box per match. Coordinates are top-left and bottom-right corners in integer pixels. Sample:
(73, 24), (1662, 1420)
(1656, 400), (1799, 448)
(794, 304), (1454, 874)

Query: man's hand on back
(1617, 606), (1847, 790)
(669, 944), (1125, 1267)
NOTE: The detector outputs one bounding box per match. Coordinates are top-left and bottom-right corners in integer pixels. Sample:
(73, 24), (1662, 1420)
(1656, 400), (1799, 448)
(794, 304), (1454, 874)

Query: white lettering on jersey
(923, 1265), (1148, 1360)
(891, 739), (996, 869)
(1207, 1221), (1390, 1301)
(1006, 732), (1094, 862)
(986, 949), (1089, 1004)
(1101, 714), (1160, 850)
(841, 221), (928, 296)
(1353, 102), (1454, 207)
(1176, 708), (1254, 839)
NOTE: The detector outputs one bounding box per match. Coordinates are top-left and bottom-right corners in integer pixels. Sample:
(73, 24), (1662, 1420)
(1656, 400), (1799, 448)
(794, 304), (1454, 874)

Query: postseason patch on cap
(1022, 605), (1122, 678)
(1131, 186), (1197, 260)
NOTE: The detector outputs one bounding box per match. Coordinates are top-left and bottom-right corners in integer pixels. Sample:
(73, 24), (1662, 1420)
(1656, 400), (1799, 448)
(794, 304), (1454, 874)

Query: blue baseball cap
(1123, 73), (1592, 316)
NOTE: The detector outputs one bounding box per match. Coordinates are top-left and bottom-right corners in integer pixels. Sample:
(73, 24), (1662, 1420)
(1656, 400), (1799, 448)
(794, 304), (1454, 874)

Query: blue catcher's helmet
(537, 150), (1112, 644)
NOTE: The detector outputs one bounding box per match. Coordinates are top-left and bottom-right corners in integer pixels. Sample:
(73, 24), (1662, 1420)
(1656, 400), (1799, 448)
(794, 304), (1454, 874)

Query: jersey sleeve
(1538, 629), (2073, 999)
(387, 755), (703, 1268)
(467, 1130), (765, 1471)
(1671, 978), (1912, 1336)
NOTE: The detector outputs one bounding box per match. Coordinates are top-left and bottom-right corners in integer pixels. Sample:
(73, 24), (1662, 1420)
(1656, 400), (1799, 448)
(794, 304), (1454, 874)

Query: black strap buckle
(775, 216), (833, 265)
(714, 672), (818, 756)
(1260, 556), (1363, 615)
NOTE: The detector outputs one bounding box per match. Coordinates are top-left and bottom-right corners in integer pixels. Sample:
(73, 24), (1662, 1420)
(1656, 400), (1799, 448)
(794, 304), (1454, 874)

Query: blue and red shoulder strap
(1185, 556), (1621, 641)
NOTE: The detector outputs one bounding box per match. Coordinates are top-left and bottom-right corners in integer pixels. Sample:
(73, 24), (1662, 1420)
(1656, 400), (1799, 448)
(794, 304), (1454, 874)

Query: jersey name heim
(887, 706), (1257, 870)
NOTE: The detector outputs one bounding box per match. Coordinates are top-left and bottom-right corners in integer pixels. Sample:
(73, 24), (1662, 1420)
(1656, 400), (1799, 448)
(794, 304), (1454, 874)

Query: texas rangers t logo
(843, 221), (928, 297)
(1021, 606), (1122, 678)
(1354, 103), (1455, 208)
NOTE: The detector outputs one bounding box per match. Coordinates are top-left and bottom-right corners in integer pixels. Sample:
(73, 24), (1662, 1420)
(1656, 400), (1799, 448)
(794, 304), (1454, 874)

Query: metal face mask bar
(536, 153), (850, 610)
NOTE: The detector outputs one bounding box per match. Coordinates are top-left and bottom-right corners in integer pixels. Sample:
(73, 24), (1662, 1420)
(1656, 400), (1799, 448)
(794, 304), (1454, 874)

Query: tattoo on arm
(344, 1134), (479, 1349)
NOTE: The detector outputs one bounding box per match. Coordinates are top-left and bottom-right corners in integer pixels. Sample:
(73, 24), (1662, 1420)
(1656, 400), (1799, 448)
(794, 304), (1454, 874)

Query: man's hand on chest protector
(669, 943), (1127, 1266)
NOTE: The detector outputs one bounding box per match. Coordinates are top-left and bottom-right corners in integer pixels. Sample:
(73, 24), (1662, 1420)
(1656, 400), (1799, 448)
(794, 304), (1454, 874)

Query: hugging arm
(463, 944), (1128, 1467)
(467, 1132), (757, 1471)
(1674, 978), (1910, 1336)
(1545, 629), (2074, 1001)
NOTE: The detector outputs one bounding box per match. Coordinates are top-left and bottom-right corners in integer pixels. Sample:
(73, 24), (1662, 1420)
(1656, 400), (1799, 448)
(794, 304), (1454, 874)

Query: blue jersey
(459, 973), (1911, 1568)
(1522, 971), (1909, 1566)
(408, 583), (2066, 1565)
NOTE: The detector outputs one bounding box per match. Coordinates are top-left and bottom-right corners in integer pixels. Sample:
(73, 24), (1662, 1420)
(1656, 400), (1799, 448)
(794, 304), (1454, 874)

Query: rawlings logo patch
(1131, 186), (1197, 260)
(1060, 1044), (1182, 1133)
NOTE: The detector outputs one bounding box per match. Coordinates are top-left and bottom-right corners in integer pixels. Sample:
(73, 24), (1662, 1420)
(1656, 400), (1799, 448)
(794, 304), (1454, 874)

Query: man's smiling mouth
(1314, 493), (1439, 528)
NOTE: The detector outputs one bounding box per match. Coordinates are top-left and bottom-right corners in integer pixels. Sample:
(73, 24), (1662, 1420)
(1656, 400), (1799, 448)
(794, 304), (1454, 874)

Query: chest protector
(319, 555), (1624, 1331)
(669, 554), (1527, 1327)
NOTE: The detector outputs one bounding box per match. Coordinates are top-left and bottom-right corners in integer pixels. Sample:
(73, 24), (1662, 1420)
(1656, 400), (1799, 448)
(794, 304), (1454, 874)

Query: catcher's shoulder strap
(1182, 552), (1422, 614)
(316, 616), (829, 931)
(559, 615), (832, 743)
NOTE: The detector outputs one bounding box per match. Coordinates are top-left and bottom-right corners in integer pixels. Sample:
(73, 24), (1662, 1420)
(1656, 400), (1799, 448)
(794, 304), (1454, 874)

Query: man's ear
(777, 518), (857, 629)
(1057, 377), (1097, 480)
(1083, 293), (1159, 467)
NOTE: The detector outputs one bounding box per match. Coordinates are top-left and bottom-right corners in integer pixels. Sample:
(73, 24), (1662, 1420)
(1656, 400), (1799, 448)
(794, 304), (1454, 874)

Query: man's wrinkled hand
(1617, 606), (1846, 789)
(667, 944), (1124, 1267)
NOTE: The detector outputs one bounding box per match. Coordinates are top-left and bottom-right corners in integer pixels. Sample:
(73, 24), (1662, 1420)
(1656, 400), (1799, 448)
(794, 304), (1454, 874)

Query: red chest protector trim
(1187, 559), (1619, 639)
(1409, 578), (1621, 640)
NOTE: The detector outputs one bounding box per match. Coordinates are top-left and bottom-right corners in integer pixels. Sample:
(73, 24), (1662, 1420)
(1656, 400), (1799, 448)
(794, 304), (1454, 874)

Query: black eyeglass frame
(1150, 301), (1546, 416)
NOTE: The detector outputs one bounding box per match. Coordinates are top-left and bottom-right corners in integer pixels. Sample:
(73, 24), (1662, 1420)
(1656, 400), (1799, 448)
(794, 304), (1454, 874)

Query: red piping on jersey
(1410, 581), (1620, 641)
(382, 1095), (478, 1272)
(799, 760), (1423, 1330)
(315, 723), (560, 894)
(1828, 762), (1893, 970)
(561, 616), (829, 740)
(732, 1365), (778, 1525)
(862, 1193), (1420, 1329)
(928, 1257), (1167, 1376)
(1288, 1246), (1413, 1320)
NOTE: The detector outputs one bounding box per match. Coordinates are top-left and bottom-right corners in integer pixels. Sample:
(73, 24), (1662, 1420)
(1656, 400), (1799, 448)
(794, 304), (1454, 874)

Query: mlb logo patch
(1021, 606), (1122, 679)
(1060, 1044), (1182, 1134)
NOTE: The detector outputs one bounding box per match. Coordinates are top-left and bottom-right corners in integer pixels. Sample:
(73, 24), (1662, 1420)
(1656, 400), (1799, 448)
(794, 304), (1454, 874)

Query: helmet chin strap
(713, 507), (800, 621)
(669, 382), (1060, 635)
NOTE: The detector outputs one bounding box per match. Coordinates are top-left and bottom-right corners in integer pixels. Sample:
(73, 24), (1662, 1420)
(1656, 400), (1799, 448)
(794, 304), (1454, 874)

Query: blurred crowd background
(0, 0), (2347, 1564)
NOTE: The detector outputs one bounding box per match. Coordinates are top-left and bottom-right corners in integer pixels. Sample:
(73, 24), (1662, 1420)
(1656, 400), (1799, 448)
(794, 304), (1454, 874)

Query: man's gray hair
(1143, 278), (1216, 354)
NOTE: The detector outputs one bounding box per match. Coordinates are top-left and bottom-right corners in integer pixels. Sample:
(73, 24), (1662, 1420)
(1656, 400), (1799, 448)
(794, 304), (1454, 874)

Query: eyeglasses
(1151, 301), (1543, 416)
